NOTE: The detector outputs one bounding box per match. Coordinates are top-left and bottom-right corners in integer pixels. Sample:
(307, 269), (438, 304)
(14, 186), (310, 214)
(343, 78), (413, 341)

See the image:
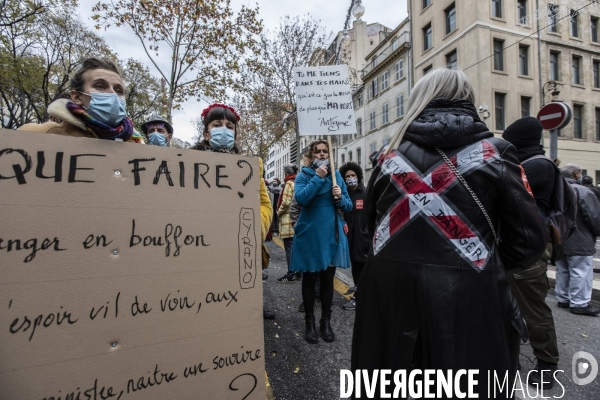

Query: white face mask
(346, 177), (358, 186)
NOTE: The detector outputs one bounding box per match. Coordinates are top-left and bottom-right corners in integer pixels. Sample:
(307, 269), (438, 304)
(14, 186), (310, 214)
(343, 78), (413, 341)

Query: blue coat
(290, 167), (352, 272)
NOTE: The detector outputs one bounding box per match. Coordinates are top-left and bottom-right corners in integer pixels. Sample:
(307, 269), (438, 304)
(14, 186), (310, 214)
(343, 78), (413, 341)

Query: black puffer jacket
(352, 99), (548, 398)
(343, 182), (370, 262)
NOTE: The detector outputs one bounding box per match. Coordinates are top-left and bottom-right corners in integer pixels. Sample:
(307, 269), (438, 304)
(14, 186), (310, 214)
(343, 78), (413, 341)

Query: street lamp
(353, 0), (365, 20)
(542, 81), (560, 100)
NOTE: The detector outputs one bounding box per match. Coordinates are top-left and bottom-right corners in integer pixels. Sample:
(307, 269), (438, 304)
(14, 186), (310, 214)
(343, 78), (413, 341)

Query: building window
(445, 3), (456, 34)
(395, 60), (404, 80)
(493, 39), (504, 71)
(397, 94), (405, 118)
(368, 82), (373, 99)
(570, 10), (579, 37)
(372, 56), (377, 69)
(495, 92), (506, 130)
(341, 154), (345, 164)
(594, 60), (600, 88)
(383, 137), (391, 147)
(446, 50), (458, 69)
(381, 71), (389, 91)
(548, 4), (558, 32)
(370, 111), (376, 130)
(368, 78), (379, 99)
(573, 105), (583, 139)
(423, 65), (433, 75)
(519, 45), (529, 75)
(357, 148), (362, 166)
(517, 0), (527, 23)
(596, 108), (600, 141)
(521, 96), (531, 117)
(382, 103), (389, 124)
(356, 118), (362, 136)
(423, 0), (431, 10)
(349, 151), (353, 161)
(392, 38), (399, 51)
(423, 23), (432, 51)
(492, 0), (502, 18)
(357, 94), (363, 107)
(369, 142), (377, 154)
(592, 17), (598, 43)
(550, 51), (560, 80)
(572, 56), (581, 85)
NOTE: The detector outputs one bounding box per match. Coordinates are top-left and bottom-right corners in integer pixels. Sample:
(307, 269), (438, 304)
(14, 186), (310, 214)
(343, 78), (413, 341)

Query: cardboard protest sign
(293, 65), (357, 136)
(0, 130), (265, 400)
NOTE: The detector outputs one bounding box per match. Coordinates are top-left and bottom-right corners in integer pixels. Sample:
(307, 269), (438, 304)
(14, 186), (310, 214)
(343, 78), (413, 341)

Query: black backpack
(522, 156), (578, 262)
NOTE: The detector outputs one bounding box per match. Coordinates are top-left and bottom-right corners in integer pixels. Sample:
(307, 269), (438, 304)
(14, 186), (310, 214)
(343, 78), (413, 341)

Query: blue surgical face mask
(81, 92), (127, 127)
(209, 127), (235, 150)
(148, 132), (168, 146)
(346, 177), (358, 186)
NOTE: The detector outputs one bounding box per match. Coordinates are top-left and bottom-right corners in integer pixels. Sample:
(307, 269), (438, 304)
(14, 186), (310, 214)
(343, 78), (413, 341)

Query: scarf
(66, 102), (143, 143)
(277, 174), (297, 210)
(515, 144), (545, 163)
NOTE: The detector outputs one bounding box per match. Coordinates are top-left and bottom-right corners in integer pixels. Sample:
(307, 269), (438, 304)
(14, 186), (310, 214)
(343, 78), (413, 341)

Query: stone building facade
(409, 0), (600, 183)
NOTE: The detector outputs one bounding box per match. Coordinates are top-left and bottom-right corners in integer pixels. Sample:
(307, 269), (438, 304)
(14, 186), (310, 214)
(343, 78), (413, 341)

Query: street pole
(536, 0), (544, 148)
(550, 129), (558, 161)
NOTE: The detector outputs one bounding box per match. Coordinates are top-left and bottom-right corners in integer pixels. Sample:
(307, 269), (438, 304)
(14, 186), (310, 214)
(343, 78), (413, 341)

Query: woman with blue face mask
(191, 104), (275, 319)
(18, 58), (143, 143)
(192, 103), (240, 154)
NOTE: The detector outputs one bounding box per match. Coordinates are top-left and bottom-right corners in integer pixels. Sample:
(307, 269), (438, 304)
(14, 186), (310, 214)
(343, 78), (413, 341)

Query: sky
(77, 0), (408, 142)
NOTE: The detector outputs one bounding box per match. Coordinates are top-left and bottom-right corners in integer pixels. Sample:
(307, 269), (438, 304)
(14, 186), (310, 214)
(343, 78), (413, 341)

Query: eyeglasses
(313, 149), (329, 154)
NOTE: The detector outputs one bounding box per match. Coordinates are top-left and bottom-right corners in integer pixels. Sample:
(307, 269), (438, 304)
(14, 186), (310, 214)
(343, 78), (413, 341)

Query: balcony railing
(361, 32), (409, 80)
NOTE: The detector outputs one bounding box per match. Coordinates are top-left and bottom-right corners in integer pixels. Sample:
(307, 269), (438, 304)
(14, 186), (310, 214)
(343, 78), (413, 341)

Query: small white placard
(293, 65), (357, 136)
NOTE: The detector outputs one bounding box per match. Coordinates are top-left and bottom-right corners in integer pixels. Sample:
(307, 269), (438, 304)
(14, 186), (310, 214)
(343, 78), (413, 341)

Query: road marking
(540, 112), (562, 121)
(265, 371), (275, 400)
(272, 235), (284, 249)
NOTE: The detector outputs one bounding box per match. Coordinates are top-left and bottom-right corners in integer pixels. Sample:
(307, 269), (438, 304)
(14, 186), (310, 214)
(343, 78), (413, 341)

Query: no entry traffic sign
(537, 102), (572, 130)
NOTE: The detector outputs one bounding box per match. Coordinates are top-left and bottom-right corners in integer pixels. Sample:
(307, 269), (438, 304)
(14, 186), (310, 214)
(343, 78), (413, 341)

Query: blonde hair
(385, 68), (475, 154)
(302, 139), (329, 166)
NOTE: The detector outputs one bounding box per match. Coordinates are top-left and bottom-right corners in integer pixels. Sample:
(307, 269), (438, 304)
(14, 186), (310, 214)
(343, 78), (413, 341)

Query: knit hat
(502, 117), (543, 148)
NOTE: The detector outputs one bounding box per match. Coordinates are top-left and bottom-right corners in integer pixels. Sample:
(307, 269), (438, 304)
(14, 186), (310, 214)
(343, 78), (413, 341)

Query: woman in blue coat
(291, 139), (352, 343)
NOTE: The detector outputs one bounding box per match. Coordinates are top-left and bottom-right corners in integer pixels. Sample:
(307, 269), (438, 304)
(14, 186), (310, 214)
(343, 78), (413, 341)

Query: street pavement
(263, 238), (600, 399)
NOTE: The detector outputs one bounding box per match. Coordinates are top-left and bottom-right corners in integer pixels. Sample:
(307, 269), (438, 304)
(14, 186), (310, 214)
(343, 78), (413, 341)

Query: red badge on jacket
(356, 199), (364, 209)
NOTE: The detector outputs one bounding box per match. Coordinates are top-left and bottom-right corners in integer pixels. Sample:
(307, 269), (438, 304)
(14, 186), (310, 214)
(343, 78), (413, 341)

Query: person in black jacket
(351, 68), (548, 398)
(502, 117), (559, 389)
(339, 162), (370, 311)
(556, 165), (600, 316)
(582, 175), (600, 202)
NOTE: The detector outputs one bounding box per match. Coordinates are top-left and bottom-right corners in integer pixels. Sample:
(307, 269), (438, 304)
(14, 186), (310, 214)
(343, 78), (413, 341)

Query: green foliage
(92, 0), (263, 122)
(121, 58), (163, 131)
(0, 2), (162, 131)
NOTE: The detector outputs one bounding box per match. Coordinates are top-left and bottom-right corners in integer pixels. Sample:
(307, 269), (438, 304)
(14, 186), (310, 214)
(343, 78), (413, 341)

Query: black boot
(528, 359), (558, 390)
(320, 311), (335, 342)
(304, 313), (318, 344)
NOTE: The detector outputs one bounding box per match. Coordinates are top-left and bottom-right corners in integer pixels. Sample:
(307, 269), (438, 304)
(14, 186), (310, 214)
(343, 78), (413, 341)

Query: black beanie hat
(502, 117), (543, 148)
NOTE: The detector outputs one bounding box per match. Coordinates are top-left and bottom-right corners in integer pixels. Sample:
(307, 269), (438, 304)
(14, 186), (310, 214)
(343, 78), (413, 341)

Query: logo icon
(572, 351), (598, 386)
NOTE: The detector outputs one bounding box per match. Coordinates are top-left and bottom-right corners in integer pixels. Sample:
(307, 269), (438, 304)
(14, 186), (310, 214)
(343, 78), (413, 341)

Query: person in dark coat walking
(351, 68), (548, 398)
(556, 165), (600, 316)
(339, 162), (370, 311)
(502, 117), (560, 389)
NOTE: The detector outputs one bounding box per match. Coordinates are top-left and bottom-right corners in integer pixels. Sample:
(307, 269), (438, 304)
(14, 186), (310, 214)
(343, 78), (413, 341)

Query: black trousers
(302, 267), (336, 316)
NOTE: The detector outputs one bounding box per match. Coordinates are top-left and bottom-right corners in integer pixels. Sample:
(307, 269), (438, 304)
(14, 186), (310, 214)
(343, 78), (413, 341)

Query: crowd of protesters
(12, 58), (600, 397)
